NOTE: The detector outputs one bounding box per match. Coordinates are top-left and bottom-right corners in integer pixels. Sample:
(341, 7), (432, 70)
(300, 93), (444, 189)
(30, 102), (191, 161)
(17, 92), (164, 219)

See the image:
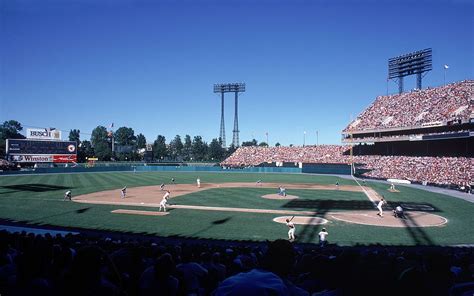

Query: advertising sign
(27, 128), (62, 140)
(6, 139), (77, 155)
(9, 155), (53, 163)
(8, 154), (77, 163)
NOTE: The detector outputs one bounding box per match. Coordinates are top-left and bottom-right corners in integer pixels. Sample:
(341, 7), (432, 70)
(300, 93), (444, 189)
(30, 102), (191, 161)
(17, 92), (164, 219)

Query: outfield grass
(1, 171), (473, 246)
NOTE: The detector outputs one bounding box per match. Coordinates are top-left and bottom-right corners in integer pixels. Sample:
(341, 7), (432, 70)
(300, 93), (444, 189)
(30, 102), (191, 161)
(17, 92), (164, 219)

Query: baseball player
(197, 177), (201, 188)
(64, 190), (72, 201)
(160, 183), (165, 191)
(318, 228), (329, 247)
(278, 186), (287, 197)
(335, 181), (339, 189)
(121, 186), (127, 199)
(393, 205), (405, 218)
(286, 216), (296, 242)
(159, 190), (170, 212)
(377, 197), (387, 217)
(390, 183), (396, 191)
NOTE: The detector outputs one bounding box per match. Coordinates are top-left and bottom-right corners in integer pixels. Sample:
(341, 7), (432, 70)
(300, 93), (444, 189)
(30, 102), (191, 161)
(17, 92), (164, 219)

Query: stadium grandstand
(221, 80), (474, 189)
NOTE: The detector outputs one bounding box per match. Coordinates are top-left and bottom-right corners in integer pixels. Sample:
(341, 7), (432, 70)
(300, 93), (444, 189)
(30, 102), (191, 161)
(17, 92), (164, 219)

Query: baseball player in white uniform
(377, 197), (386, 217)
(159, 190), (170, 212)
(318, 228), (329, 247)
(286, 216), (296, 242)
(197, 177), (201, 188)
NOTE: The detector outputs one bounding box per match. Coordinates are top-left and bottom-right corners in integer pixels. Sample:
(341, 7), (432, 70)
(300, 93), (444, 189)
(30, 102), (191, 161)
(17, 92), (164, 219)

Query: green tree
(68, 129), (80, 143)
(113, 127), (137, 161)
(169, 135), (184, 160)
(114, 127), (136, 146)
(275, 142), (281, 147)
(224, 144), (237, 159)
(0, 120), (25, 157)
(90, 126), (112, 161)
(258, 142), (268, 147)
(78, 140), (94, 163)
(241, 139), (258, 147)
(69, 129), (81, 163)
(183, 134), (192, 161)
(136, 133), (146, 149)
(208, 138), (224, 161)
(191, 136), (208, 161)
(153, 135), (167, 161)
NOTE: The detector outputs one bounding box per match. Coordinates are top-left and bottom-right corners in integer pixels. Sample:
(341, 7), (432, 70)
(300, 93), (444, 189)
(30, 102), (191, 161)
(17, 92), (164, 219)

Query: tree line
(0, 120), (276, 163)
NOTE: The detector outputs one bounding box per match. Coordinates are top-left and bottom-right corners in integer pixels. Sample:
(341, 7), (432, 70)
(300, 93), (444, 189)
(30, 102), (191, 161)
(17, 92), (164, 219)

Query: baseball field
(1, 171), (473, 246)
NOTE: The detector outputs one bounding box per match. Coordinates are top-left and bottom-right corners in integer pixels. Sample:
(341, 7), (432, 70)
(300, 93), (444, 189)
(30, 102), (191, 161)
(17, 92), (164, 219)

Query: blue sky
(1, 0), (473, 146)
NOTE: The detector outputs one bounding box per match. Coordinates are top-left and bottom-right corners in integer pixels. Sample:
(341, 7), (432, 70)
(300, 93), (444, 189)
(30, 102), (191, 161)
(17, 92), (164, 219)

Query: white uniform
(159, 192), (170, 212)
(318, 229), (328, 246)
(197, 178), (201, 188)
(287, 221), (295, 241)
(377, 200), (385, 216)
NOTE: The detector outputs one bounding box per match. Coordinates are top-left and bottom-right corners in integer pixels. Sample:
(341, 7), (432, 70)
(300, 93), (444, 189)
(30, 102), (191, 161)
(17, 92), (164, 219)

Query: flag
(444, 64), (449, 69)
(109, 123), (114, 129)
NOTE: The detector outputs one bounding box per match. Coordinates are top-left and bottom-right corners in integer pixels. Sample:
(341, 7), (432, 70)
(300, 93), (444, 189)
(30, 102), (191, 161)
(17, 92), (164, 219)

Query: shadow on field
(282, 199), (440, 212)
(0, 184), (73, 193)
(190, 216), (233, 237)
(212, 217), (232, 225)
(30, 207), (92, 222)
(284, 199), (439, 245)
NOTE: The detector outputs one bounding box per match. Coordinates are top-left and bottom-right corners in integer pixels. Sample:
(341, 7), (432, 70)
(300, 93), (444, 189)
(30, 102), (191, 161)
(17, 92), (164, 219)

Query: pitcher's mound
(111, 209), (169, 216)
(388, 189), (400, 192)
(262, 194), (299, 200)
(273, 216), (328, 225)
(330, 210), (447, 227)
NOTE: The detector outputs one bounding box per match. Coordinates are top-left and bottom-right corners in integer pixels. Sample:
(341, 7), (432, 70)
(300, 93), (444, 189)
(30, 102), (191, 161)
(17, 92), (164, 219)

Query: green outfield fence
(0, 163), (358, 175)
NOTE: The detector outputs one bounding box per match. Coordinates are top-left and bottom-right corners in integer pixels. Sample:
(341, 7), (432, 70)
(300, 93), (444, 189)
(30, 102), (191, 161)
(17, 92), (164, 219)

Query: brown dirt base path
(73, 183), (447, 228)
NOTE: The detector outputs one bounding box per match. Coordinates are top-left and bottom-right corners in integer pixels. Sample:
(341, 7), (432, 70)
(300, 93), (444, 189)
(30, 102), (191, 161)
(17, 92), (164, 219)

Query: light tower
(388, 48), (432, 94)
(213, 83), (246, 147)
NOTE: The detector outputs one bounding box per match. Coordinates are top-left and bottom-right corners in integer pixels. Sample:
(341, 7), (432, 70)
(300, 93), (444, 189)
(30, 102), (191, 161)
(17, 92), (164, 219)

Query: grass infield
(1, 171), (473, 246)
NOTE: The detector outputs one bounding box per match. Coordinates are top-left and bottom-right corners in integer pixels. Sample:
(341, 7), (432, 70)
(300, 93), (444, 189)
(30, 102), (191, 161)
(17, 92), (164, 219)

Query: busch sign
(27, 128), (62, 140)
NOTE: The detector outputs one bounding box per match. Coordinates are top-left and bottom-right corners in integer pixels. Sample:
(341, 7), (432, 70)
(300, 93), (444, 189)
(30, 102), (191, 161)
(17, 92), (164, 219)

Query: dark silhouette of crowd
(1, 229), (474, 296)
(0, 159), (15, 171)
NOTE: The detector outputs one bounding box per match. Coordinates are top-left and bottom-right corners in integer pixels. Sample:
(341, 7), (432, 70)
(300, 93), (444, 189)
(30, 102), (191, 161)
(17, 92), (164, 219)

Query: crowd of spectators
(355, 156), (473, 187)
(1, 229), (474, 296)
(221, 145), (349, 167)
(343, 80), (473, 132)
(221, 146), (473, 188)
(344, 130), (472, 143)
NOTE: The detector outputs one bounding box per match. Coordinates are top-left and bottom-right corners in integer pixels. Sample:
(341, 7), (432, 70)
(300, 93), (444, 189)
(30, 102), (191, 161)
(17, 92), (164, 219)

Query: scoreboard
(6, 139), (77, 163)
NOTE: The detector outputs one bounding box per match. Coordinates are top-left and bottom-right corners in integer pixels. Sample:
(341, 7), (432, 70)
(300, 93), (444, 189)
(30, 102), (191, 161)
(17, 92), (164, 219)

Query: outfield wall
(0, 165), (301, 175)
(0, 163), (353, 175)
(302, 163), (352, 175)
(136, 166), (301, 173)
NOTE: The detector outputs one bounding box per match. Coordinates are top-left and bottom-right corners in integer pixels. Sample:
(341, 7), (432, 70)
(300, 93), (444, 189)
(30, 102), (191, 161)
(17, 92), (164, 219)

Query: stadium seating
(344, 80), (473, 132)
(221, 146), (473, 188)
